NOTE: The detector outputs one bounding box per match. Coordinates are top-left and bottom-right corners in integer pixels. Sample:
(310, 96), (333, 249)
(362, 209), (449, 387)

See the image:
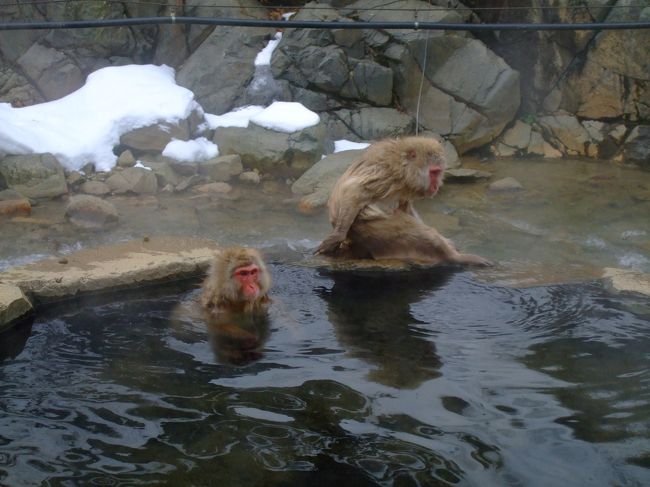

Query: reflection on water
(170, 293), (272, 366)
(1, 265), (648, 486)
(317, 269), (453, 388)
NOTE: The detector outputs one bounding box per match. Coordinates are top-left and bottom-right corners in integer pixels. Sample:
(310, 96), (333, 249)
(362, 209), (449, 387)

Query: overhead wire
(1, 16), (649, 31)
(2, 0), (650, 13)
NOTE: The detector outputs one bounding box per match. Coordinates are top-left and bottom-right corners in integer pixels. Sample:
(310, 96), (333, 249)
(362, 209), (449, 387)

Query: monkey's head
(400, 137), (446, 197)
(203, 247), (271, 310)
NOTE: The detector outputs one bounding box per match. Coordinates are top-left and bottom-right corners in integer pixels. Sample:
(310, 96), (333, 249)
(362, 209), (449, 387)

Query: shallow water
(1, 264), (649, 486)
(1, 158), (648, 286)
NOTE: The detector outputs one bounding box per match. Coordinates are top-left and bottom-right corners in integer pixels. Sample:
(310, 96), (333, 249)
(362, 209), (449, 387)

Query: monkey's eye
(234, 267), (259, 277)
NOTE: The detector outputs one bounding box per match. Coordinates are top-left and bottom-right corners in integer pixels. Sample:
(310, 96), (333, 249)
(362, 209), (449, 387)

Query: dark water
(1, 264), (649, 486)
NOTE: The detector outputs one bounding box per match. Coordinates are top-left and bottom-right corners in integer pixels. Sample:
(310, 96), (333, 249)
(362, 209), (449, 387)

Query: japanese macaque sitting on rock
(315, 136), (491, 267)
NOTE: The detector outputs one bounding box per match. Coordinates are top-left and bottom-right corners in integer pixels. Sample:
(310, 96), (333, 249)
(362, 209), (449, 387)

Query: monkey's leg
(349, 213), (491, 266)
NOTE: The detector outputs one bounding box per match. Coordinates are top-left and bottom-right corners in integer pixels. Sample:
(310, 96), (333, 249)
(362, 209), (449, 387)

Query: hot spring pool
(1, 264), (648, 486)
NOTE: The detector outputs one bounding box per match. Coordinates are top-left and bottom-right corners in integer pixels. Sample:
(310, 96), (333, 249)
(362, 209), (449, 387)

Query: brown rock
(0, 199), (31, 216)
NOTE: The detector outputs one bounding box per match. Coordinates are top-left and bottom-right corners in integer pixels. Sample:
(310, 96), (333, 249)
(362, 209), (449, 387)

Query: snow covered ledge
(0, 237), (221, 330)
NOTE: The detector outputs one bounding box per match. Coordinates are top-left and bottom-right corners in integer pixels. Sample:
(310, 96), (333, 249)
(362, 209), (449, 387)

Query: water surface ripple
(0, 265), (649, 486)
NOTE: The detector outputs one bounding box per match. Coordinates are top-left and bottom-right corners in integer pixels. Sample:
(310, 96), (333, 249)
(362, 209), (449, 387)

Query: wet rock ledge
(0, 236), (220, 332)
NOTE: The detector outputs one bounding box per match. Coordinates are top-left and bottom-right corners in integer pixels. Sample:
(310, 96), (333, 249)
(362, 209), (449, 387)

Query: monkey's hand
(314, 233), (345, 256)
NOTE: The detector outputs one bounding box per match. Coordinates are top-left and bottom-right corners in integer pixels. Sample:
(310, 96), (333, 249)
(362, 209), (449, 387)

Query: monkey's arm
(397, 199), (423, 223)
(316, 181), (371, 255)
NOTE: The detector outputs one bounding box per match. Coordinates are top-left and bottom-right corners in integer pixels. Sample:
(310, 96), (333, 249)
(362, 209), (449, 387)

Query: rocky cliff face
(0, 0), (648, 168)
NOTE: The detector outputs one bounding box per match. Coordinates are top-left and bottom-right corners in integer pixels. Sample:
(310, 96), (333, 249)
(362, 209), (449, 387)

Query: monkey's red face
(233, 264), (261, 300)
(428, 165), (444, 195)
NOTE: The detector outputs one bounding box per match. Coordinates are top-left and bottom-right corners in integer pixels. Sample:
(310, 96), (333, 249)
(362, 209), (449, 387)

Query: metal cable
(1, 16), (649, 31)
(2, 0), (649, 13)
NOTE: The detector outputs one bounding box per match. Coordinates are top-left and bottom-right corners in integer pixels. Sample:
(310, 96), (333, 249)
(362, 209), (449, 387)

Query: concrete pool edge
(0, 236), (221, 331)
(1, 238), (649, 333)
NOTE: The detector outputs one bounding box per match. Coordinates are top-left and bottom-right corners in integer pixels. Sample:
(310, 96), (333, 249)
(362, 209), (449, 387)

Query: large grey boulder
(177, 26), (274, 114)
(331, 107), (414, 140)
(214, 122), (326, 177)
(341, 60), (393, 106)
(120, 121), (190, 152)
(0, 154), (67, 199)
(554, 5), (650, 120)
(155, 0), (265, 67)
(291, 149), (362, 212)
(43, 2), (143, 60)
(0, 67), (44, 106)
(538, 113), (592, 156)
(144, 161), (183, 188)
(198, 155), (244, 182)
(392, 35), (520, 153)
(16, 43), (83, 101)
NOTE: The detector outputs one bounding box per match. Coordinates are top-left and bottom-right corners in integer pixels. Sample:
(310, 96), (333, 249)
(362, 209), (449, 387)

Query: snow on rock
(204, 105), (265, 130)
(162, 137), (219, 162)
(254, 32), (282, 66)
(249, 102), (320, 133)
(0, 64), (200, 172)
(334, 139), (370, 153)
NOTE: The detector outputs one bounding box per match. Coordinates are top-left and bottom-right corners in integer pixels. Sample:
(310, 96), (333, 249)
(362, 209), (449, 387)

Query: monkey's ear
(406, 149), (417, 159)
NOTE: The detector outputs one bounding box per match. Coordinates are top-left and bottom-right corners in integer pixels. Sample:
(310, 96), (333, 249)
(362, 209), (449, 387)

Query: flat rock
(0, 236), (221, 304)
(489, 177), (524, 192)
(603, 268), (650, 297)
(445, 168), (492, 182)
(0, 283), (33, 332)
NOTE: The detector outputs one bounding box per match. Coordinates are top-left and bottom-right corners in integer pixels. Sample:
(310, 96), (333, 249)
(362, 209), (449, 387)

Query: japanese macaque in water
(315, 136), (491, 266)
(198, 247), (272, 364)
(201, 246), (271, 313)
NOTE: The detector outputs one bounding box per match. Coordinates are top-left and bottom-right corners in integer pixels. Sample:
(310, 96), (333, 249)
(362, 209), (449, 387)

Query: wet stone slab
(603, 268), (650, 297)
(0, 283), (33, 332)
(0, 236), (221, 329)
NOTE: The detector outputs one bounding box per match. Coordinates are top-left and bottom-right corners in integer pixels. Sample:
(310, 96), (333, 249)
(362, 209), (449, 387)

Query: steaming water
(1, 157), (649, 485)
(1, 266), (649, 486)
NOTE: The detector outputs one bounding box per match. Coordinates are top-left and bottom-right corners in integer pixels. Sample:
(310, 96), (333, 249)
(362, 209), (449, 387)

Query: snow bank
(0, 64), (200, 172)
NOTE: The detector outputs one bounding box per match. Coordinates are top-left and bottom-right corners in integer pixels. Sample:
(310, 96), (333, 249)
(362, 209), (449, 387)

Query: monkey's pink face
(233, 264), (261, 300)
(428, 165), (444, 196)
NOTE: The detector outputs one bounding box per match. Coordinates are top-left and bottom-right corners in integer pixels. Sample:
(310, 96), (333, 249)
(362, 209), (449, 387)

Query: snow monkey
(201, 246), (271, 313)
(315, 136), (491, 266)
(198, 247), (272, 363)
